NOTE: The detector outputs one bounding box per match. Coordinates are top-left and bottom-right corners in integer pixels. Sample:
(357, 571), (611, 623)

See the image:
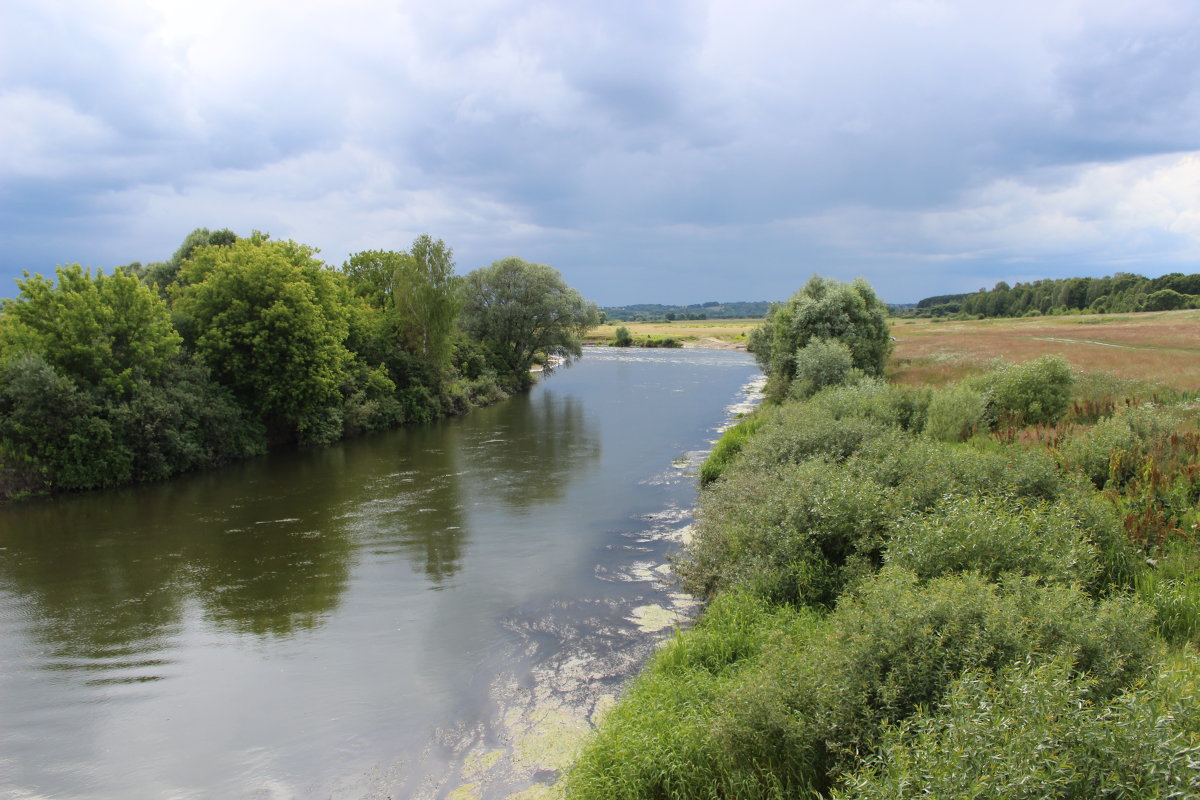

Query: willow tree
(459, 257), (599, 388)
(751, 275), (891, 399)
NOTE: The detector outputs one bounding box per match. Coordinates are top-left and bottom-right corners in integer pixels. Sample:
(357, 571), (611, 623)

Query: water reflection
(0, 373), (605, 667)
(459, 390), (601, 512)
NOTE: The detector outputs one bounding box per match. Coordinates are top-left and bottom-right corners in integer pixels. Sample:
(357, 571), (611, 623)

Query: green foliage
(712, 570), (1154, 793)
(0, 264), (181, 397)
(836, 657), (1200, 799)
(923, 382), (986, 441)
(735, 402), (893, 473)
(981, 355), (1073, 426)
(698, 414), (764, 487)
(142, 227), (238, 294)
(566, 591), (823, 800)
(459, 257), (600, 387)
(885, 494), (1100, 586)
(788, 338), (857, 400)
(343, 235), (460, 369)
(172, 235), (353, 438)
(752, 275), (891, 398)
(612, 326), (633, 347)
(1135, 540), (1200, 646)
(681, 458), (891, 606)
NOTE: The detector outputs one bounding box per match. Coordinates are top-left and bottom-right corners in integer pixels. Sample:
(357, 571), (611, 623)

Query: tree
(343, 235), (460, 369)
(750, 275), (891, 398)
(459, 257), (599, 387)
(171, 234), (352, 439)
(143, 227), (238, 294)
(0, 264), (181, 398)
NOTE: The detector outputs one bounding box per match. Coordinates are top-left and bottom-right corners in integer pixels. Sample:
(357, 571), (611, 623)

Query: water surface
(0, 347), (760, 799)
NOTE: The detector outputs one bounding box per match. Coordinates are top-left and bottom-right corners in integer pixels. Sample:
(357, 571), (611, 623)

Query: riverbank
(433, 363), (765, 800)
(563, 357), (1200, 798)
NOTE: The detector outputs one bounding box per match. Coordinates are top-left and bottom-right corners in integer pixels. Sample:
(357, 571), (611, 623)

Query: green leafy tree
(171, 234), (352, 438)
(0, 264), (181, 398)
(751, 275), (891, 398)
(459, 257), (599, 387)
(343, 235), (460, 369)
(143, 227), (238, 294)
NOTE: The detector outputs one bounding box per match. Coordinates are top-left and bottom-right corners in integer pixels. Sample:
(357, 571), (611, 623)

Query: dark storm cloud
(3, 0), (1200, 305)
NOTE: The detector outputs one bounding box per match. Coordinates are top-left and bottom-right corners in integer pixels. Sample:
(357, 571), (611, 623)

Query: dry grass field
(586, 320), (757, 347)
(589, 310), (1200, 392)
(889, 309), (1200, 391)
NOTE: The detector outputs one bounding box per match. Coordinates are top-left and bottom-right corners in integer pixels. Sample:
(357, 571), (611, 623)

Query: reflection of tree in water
(347, 423), (469, 585)
(0, 491), (194, 664)
(0, 455), (355, 664)
(458, 391), (601, 511)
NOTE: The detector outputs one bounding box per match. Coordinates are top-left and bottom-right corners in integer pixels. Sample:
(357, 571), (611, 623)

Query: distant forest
(908, 271), (1200, 318)
(602, 300), (772, 321)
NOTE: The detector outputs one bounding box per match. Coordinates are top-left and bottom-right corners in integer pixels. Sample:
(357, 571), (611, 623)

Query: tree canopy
(0, 264), (181, 398)
(171, 234), (352, 437)
(751, 275), (891, 398)
(459, 257), (600, 387)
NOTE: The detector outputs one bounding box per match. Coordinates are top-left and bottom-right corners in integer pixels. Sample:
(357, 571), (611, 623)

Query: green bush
(984, 355), (1074, 426)
(736, 403), (893, 473)
(885, 493), (1099, 586)
(711, 569), (1155, 793)
(612, 325), (633, 347)
(788, 338), (857, 400)
(804, 380), (930, 432)
(836, 657), (1200, 799)
(923, 382), (986, 442)
(680, 459), (892, 606)
(847, 433), (1064, 513)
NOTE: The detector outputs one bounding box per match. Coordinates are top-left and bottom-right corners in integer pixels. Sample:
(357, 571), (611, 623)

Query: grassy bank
(563, 351), (1200, 799)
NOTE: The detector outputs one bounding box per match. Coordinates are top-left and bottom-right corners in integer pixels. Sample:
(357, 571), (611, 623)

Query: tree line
(0, 229), (598, 499)
(908, 271), (1200, 318)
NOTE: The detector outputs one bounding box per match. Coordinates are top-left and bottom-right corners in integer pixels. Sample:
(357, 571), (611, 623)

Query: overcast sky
(3, 1), (1200, 305)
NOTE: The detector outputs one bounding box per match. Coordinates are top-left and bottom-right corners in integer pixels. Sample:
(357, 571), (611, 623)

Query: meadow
(890, 309), (1200, 391)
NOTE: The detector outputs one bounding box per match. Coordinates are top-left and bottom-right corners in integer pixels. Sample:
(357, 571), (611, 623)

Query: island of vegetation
(0, 229), (598, 501)
(564, 275), (1200, 799)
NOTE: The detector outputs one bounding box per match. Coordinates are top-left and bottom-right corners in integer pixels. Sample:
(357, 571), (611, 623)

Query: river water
(0, 347), (761, 799)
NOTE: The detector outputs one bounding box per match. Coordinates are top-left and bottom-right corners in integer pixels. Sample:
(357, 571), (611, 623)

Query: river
(0, 346), (761, 800)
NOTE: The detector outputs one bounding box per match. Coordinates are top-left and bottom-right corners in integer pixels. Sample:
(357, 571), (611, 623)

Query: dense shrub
(681, 459), (892, 606)
(803, 380), (930, 432)
(712, 569), (1155, 794)
(566, 592), (824, 800)
(847, 433), (1064, 513)
(982, 355), (1073, 425)
(923, 382), (986, 441)
(612, 326), (633, 347)
(735, 404), (892, 473)
(788, 338), (857, 400)
(885, 493), (1099, 586)
(1135, 540), (1200, 646)
(836, 657), (1200, 799)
